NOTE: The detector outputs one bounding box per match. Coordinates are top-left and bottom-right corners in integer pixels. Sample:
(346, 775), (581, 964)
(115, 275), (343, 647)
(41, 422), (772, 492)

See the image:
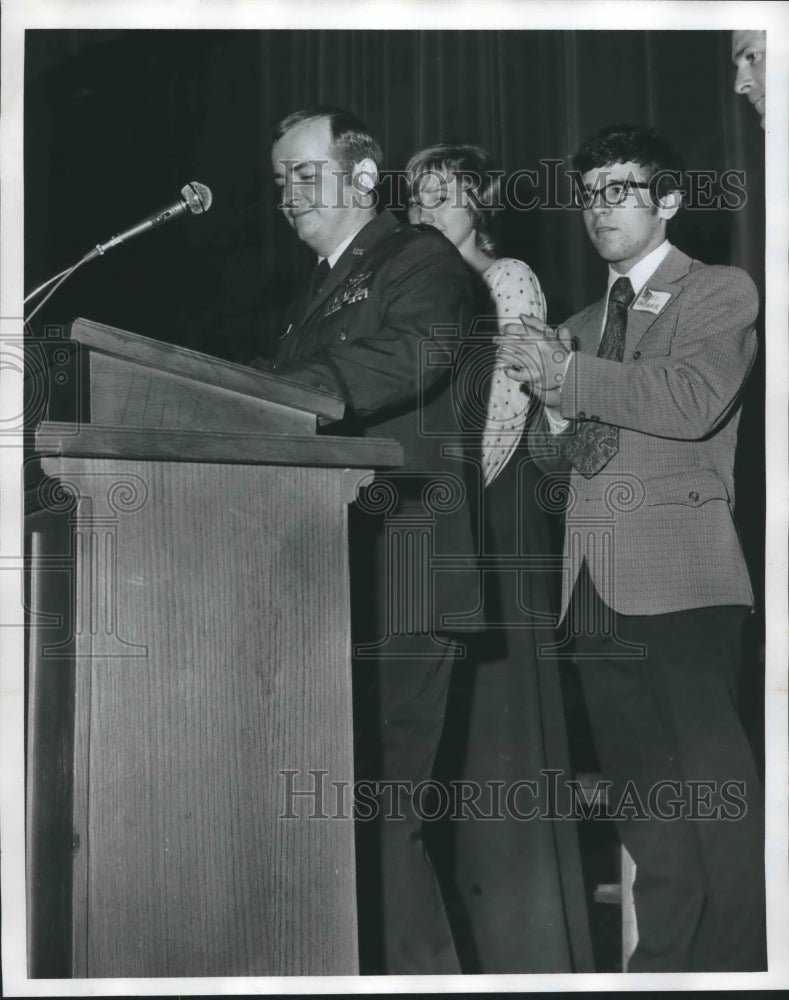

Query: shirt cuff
(544, 405), (570, 434)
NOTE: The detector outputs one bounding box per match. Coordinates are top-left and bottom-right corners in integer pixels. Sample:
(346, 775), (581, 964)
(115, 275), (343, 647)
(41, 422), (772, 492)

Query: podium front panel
(27, 458), (362, 978)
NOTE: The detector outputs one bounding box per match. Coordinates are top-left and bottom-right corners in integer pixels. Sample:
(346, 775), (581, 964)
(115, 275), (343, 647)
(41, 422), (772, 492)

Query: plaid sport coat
(538, 246), (758, 619)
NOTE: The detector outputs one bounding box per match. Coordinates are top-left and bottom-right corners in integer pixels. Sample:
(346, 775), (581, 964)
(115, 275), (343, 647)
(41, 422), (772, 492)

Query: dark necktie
(308, 258), (331, 300)
(563, 276), (635, 478)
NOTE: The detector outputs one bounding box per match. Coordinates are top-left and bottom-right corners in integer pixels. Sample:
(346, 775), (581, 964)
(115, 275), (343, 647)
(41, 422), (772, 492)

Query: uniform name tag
(631, 287), (671, 315)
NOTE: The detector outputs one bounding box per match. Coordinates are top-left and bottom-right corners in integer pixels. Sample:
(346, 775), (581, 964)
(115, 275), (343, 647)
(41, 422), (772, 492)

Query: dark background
(24, 30), (765, 350)
(24, 24), (766, 726)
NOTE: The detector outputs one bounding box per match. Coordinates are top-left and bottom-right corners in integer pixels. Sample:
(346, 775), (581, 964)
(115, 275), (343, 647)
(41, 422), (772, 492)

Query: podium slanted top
(68, 317), (345, 435)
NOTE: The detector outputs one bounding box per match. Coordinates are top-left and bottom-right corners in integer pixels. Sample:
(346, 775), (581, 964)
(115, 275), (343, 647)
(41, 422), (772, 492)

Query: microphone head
(181, 181), (213, 215)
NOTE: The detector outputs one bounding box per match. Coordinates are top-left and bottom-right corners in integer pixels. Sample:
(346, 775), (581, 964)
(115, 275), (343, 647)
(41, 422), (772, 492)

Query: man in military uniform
(269, 106), (476, 974)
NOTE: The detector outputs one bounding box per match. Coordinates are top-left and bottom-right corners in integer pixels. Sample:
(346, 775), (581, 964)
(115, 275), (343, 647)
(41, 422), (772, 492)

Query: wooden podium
(26, 319), (402, 979)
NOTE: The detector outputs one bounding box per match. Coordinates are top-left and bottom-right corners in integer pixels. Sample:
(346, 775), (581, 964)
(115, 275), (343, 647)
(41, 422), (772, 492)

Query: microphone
(82, 181), (213, 262)
(23, 181), (213, 324)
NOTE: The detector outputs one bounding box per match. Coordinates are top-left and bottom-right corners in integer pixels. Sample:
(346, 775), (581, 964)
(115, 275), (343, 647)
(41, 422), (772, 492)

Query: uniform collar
(318, 211), (398, 270)
(295, 213), (400, 334)
(321, 230), (358, 269)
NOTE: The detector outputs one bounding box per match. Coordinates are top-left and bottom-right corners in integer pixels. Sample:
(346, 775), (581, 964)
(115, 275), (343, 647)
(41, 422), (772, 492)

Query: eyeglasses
(407, 192), (449, 211)
(575, 181), (652, 209)
(408, 180), (451, 211)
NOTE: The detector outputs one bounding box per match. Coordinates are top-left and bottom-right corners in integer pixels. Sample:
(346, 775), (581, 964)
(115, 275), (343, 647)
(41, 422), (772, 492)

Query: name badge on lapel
(631, 287), (672, 315)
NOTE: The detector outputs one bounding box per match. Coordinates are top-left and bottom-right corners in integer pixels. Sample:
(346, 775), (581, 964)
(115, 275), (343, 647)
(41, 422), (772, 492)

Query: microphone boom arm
(24, 180), (212, 325)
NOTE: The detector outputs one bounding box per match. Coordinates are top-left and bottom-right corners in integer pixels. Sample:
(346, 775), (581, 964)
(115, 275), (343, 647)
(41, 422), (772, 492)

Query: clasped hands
(494, 315), (574, 407)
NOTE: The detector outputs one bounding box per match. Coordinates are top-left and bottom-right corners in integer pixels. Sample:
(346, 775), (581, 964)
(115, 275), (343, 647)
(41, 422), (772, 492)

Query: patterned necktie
(563, 276), (635, 478)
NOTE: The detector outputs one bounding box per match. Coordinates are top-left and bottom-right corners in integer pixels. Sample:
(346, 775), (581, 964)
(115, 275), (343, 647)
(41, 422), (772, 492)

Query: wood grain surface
(30, 457), (365, 977)
(70, 317), (345, 421)
(26, 509), (78, 978)
(87, 350), (319, 436)
(35, 421), (403, 470)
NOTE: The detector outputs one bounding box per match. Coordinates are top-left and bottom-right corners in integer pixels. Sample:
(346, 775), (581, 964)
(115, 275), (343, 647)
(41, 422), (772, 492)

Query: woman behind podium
(405, 143), (587, 973)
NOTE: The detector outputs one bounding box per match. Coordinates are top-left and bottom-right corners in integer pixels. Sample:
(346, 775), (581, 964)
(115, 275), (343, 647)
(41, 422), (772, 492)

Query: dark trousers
(374, 639), (460, 974)
(349, 491), (470, 974)
(568, 570), (766, 972)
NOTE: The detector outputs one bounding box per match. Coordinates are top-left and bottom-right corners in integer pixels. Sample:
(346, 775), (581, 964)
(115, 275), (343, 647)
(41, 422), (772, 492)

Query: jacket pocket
(645, 468), (731, 507)
(629, 311), (678, 359)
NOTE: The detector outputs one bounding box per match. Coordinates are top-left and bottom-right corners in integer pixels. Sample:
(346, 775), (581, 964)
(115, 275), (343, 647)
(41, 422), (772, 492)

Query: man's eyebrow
(733, 40), (763, 60)
(275, 159), (318, 172)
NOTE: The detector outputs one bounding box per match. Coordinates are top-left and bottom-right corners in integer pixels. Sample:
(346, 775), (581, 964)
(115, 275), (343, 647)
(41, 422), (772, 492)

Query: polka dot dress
(481, 258), (547, 486)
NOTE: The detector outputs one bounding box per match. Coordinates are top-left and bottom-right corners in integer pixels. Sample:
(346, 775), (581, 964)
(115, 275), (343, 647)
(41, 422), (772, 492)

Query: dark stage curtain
(24, 27), (766, 973)
(25, 29), (764, 351)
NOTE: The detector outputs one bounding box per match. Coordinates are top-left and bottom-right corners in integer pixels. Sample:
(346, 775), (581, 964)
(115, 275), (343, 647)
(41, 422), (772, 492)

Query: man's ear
(657, 189), (682, 221)
(351, 157), (379, 194)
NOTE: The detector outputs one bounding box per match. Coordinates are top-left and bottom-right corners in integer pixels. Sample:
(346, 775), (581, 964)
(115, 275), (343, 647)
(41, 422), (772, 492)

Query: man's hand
(494, 315), (574, 403)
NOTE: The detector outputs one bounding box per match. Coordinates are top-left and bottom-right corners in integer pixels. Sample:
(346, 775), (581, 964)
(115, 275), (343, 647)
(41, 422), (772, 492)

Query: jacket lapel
(625, 246), (691, 355)
(568, 299), (606, 353)
(293, 212), (399, 334)
(569, 247), (692, 358)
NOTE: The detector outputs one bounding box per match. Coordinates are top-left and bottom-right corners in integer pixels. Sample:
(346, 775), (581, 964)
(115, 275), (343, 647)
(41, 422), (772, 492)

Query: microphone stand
(24, 254), (94, 327)
(24, 180), (212, 328)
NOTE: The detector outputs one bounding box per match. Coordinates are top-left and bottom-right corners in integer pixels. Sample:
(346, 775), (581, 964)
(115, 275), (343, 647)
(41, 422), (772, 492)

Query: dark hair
(273, 105), (383, 175)
(572, 125), (685, 202)
(405, 143), (502, 255)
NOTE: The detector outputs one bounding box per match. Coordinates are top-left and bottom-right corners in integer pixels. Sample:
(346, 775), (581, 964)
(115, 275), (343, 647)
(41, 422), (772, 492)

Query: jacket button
(632, 350), (641, 360)
(689, 491), (700, 501)
(338, 330), (347, 342)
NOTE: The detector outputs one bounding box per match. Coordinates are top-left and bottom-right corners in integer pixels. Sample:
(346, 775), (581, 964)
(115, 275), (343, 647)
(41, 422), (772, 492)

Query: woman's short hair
(406, 143), (502, 255)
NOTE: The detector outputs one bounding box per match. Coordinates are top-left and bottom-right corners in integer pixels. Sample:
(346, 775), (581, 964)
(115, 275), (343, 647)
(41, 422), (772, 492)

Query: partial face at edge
(732, 30), (766, 129)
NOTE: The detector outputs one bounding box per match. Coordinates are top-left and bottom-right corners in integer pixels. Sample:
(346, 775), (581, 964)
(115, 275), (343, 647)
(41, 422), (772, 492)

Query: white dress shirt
(320, 229), (360, 270)
(546, 240), (673, 432)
